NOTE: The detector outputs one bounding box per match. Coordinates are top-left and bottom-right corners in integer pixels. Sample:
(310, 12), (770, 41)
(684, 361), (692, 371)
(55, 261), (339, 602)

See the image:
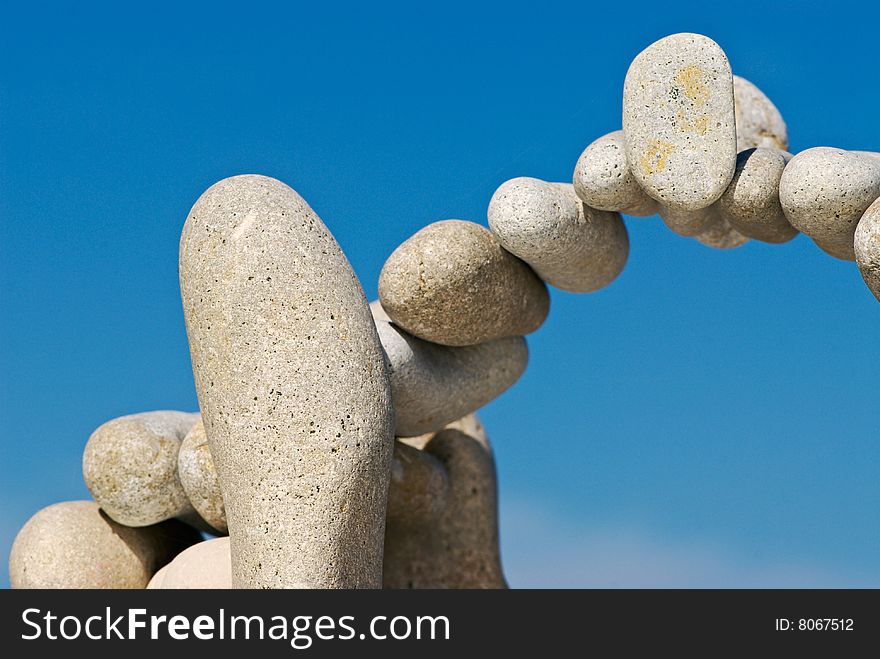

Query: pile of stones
(9, 32), (880, 589)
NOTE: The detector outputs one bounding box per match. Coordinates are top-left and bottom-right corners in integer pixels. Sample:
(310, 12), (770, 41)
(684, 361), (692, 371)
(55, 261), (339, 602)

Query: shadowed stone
(386, 441), (450, 527)
(384, 415), (507, 588)
(623, 33), (737, 211)
(179, 174), (394, 588)
(855, 197), (880, 301)
(9, 500), (200, 589)
(178, 419), (227, 534)
(718, 148), (797, 244)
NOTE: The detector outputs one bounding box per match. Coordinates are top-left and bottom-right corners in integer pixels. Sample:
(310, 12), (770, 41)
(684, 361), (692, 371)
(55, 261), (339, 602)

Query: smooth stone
(82, 411), (202, 527)
(180, 174), (394, 588)
(693, 206), (749, 249)
(718, 148), (797, 243)
(779, 147), (880, 261)
(854, 151), (880, 161)
(572, 131), (659, 216)
(177, 419), (227, 534)
(386, 441), (450, 527)
(378, 220), (549, 346)
(733, 75), (789, 151)
(488, 179), (629, 292)
(369, 299), (391, 322)
(855, 197), (880, 301)
(623, 33), (737, 211)
(9, 501), (200, 589)
(376, 319), (527, 436)
(384, 415), (506, 588)
(658, 204), (715, 237)
(148, 537), (232, 589)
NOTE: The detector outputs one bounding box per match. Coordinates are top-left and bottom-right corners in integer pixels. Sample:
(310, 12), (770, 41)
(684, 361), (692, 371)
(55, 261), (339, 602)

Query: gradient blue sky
(2, 1), (879, 588)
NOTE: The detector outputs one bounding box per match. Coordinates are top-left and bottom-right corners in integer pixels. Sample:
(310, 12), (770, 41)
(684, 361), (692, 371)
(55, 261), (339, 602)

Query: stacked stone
(10, 31), (880, 590)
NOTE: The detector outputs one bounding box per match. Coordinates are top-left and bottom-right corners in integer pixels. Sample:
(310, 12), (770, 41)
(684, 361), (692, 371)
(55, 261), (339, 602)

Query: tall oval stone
(488, 178), (629, 293)
(179, 175), (394, 588)
(623, 33), (737, 211)
(855, 197), (880, 301)
(779, 147), (880, 261)
(83, 411), (201, 527)
(379, 220), (549, 346)
(9, 501), (200, 589)
(375, 319), (527, 436)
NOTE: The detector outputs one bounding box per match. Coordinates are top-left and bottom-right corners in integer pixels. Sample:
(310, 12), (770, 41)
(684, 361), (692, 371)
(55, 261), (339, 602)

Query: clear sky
(2, 0), (879, 588)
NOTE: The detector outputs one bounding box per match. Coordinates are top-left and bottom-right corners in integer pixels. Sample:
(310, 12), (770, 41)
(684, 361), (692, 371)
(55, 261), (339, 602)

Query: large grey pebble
(779, 147), (880, 260)
(9, 501), (200, 589)
(488, 178), (629, 292)
(147, 537), (232, 589)
(572, 131), (659, 216)
(177, 419), (227, 534)
(82, 411), (202, 527)
(180, 174), (394, 588)
(384, 414), (506, 588)
(733, 75), (788, 151)
(658, 204), (716, 237)
(378, 220), (549, 346)
(718, 148), (797, 243)
(623, 33), (737, 211)
(376, 319), (527, 436)
(855, 197), (880, 301)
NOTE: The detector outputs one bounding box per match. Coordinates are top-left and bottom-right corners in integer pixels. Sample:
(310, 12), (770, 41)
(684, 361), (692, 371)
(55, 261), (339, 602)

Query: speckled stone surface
(855, 197), (880, 301)
(386, 441), (449, 527)
(378, 220), (549, 346)
(177, 419), (227, 534)
(82, 411), (201, 527)
(718, 148), (797, 243)
(572, 131), (658, 216)
(384, 415), (506, 588)
(488, 179), (629, 292)
(692, 206), (749, 249)
(376, 319), (527, 436)
(733, 75), (789, 151)
(779, 148), (880, 261)
(147, 537), (232, 589)
(179, 174), (394, 589)
(9, 500), (200, 589)
(623, 33), (736, 211)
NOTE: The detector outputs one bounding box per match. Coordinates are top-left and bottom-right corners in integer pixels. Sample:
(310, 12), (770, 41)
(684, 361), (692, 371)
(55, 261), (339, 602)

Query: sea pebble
(9, 501), (199, 589)
(623, 33), (737, 210)
(718, 148), (797, 243)
(378, 220), (549, 346)
(147, 537), (232, 589)
(82, 411), (202, 527)
(855, 197), (880, 301)
(572, 131), (658, 216)
(488, 178), (629, 292)
(779, 147), (880, 261)
(384, 415), (506, 588)
(180, 175), (394, 588)
(177, 419), (227, 534)
(733, 75), (788, 151)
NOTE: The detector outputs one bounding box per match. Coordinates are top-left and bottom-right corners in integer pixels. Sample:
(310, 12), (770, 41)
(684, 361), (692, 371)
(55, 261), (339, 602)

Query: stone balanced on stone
(9, 31), (880, 589)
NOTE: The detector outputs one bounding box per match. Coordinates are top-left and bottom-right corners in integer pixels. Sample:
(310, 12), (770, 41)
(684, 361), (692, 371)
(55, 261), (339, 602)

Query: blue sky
(2, 0), (879, 588)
